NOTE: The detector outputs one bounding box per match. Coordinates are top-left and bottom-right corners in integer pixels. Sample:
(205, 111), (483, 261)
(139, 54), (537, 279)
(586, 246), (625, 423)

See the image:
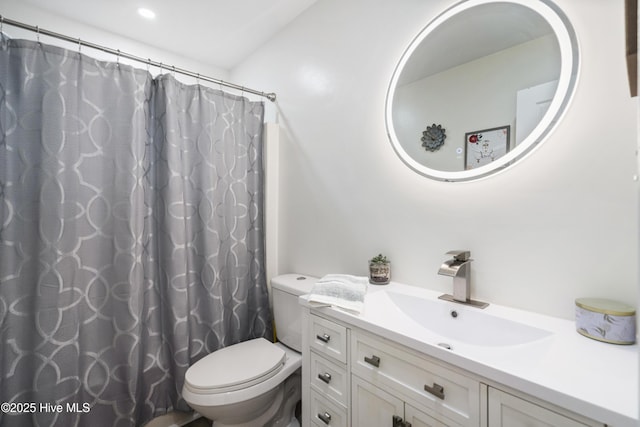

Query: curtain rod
(0, 15), (277, 102)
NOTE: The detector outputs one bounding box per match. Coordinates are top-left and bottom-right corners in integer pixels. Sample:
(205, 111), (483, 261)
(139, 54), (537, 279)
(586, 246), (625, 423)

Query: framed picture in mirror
(464, 125), (510, 170)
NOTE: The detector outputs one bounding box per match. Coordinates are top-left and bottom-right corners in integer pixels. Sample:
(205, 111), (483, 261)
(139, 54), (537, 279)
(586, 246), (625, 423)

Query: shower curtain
(0, 34), (272, 427)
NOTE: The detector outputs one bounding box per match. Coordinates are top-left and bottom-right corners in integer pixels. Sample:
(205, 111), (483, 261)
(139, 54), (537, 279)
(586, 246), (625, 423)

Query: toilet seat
(184, 338), (285, 394)
(182, 341), (302, 409)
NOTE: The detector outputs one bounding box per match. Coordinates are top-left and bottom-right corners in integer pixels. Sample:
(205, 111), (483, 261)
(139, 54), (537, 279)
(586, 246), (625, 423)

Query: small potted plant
(368, 254), (391, 285)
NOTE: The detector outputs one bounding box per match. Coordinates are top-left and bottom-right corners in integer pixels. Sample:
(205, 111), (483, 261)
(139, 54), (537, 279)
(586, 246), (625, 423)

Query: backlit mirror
(385, 0), (579, 182)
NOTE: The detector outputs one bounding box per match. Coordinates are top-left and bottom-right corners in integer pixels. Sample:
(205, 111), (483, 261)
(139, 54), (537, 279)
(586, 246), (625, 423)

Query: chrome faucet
(437, 250), (488, 309)
(438, 250), (472, 302)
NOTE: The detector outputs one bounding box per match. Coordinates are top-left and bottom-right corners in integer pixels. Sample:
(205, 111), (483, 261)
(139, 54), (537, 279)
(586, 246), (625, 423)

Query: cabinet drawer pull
(392, 415), (412, 427)
(364, 355), (380, 367)
(424, 382), (445, 399)
(317, 372), (332, 384)
(318, 411), (332, 424)
(316, 333), (331, 343)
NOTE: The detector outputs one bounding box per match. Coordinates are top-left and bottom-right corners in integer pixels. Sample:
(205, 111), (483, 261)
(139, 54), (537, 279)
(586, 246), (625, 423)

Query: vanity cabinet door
(405, 404), (452, 427)
(352, 375), (404, 427)
(487, 387), (604, 427)
(352, 375), (457, 427)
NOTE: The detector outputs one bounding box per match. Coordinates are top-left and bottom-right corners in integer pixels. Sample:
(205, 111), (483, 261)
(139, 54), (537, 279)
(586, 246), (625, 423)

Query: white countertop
(301, 281), (638, 427)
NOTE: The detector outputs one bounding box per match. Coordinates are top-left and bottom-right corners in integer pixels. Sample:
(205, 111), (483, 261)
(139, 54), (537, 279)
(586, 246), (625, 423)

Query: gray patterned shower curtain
(0, 34), (272, 427)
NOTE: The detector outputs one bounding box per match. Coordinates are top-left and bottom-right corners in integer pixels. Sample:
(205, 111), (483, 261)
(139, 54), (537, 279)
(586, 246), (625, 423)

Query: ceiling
(398, 2), (554, 85)
(17, 0), (318, 69)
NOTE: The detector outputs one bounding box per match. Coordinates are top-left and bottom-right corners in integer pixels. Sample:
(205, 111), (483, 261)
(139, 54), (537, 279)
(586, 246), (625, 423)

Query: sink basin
(384, 290), (553, 347)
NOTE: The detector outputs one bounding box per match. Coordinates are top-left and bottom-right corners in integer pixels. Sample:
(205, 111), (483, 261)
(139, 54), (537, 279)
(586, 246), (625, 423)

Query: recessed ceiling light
(137, 8), (156, 20)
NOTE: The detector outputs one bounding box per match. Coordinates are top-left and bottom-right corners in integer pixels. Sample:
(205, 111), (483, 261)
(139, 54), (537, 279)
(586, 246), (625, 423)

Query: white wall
(232, 0), (638, 320)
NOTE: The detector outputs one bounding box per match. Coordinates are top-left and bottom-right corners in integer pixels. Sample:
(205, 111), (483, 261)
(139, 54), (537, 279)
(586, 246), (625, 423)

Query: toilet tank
(272, 274), (317, 352)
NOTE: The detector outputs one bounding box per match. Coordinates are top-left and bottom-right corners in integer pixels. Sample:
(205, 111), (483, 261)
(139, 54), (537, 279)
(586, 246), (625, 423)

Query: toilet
(182, 274), (316, 427)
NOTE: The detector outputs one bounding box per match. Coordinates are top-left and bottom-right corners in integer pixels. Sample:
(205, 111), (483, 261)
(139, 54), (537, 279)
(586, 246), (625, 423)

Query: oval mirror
(385, 0), (579, 182)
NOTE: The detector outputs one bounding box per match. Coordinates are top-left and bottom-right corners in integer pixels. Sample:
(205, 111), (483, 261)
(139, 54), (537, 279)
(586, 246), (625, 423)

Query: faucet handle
(446, 250), (471, 261)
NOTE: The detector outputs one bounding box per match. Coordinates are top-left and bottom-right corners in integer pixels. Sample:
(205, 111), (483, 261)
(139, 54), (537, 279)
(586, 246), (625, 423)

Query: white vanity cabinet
(303, 312), (477, 427)
(352, 375), (448, 427)
(301, 307), (609, 427)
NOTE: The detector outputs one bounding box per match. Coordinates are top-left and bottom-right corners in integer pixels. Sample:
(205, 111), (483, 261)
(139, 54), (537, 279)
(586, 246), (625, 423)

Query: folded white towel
(308, 274), (368, 314)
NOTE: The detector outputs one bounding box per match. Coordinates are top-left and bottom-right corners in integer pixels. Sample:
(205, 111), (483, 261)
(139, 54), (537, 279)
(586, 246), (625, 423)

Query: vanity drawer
(310, 351), (349, 406)
(310, 389), (348, 427)
(351, 330), (480, 427)
(309, 315), (348, 364)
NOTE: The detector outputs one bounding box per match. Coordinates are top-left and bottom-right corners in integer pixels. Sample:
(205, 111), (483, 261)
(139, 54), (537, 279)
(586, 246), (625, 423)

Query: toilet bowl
(182, 340), (301, 426)
(182, 274), (316, 427)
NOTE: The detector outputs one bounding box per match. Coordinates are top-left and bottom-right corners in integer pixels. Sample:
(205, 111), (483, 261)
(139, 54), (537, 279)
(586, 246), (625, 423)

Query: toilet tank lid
(184, 338), (285, 392)
(271, 274), (318, 296)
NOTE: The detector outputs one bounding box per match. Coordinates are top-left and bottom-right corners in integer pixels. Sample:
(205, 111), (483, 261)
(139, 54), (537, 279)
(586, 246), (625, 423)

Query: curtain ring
(116, 49), (120, 67)
(159, 62), (163, 74)
(1, 16), (4, 34)
(219, 80), (224, 91)
(77, 38), (81, 52)
(147, 58), (151, 72)
(196, 73), (200, 84)
(36, 25), (40, 42)
(172, 65), (176, 77)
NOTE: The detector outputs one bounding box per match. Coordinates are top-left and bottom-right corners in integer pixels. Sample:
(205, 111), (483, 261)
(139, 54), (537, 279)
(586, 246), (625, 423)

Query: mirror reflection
(386, 0), (576, 181)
